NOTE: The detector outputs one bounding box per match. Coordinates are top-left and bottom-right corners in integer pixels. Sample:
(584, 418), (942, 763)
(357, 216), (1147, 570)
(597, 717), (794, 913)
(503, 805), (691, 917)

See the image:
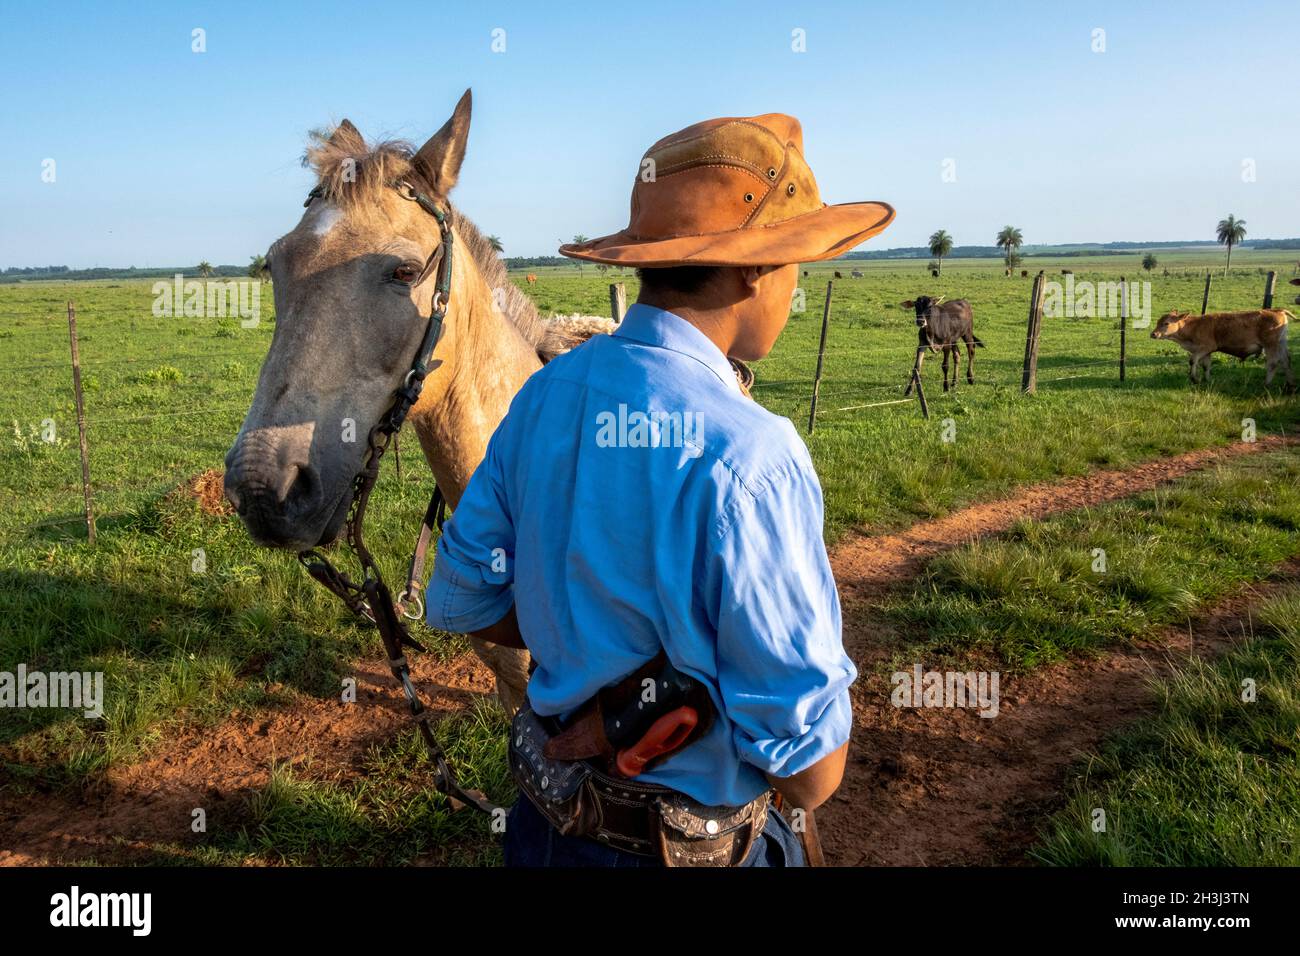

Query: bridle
(295, 178), (495, 816)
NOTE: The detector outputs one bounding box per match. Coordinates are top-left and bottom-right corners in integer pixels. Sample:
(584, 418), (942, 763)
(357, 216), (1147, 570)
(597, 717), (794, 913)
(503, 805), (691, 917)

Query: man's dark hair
(635, 266), (726, 298)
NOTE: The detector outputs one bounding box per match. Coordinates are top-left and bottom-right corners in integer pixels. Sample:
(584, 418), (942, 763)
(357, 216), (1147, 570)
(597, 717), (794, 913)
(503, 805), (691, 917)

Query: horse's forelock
(299, 121), (549, 353)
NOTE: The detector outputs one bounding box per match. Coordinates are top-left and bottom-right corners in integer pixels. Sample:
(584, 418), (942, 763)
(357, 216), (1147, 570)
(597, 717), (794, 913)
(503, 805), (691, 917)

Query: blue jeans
(502, 793), (806, 867)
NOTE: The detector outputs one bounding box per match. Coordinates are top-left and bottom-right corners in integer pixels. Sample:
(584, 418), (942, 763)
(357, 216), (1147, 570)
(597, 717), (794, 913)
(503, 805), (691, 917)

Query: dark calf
(900, 295), (985, 393)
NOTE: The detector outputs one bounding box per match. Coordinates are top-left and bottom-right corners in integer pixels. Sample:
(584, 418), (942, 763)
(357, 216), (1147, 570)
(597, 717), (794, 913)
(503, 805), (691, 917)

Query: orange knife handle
(615, 706), (698, 778)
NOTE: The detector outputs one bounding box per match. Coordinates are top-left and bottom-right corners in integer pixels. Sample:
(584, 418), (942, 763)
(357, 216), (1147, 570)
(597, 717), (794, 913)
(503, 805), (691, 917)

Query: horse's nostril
(287, 464), (317, 508)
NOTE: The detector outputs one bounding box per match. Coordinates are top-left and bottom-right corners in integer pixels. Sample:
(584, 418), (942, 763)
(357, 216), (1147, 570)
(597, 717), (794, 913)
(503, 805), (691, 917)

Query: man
(426, 113), (894, 866)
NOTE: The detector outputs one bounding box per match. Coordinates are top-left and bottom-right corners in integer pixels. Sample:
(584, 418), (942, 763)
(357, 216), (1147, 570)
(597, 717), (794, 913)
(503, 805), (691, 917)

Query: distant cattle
(900, 295), (985, 393)
(834, 271), (843, 279)
(1021, 270), (1029, 277)
(1290, 278), (1300, 287)
(932, 269), (940, 278)
(803, 270), (809, 277)
(1061, 269), (1073, 275)
(1151, 309), (1294, 390)
(851, 269), (864, 279)
(526, 274), (538, 285)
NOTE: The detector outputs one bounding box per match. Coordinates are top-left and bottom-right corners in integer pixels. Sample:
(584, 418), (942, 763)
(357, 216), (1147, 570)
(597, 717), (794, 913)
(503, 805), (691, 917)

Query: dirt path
(0, 655), (495, 865)
(832, 435), (1295, 604)
(0, 436), (1293, 865)
(819, 560), (1300, 865)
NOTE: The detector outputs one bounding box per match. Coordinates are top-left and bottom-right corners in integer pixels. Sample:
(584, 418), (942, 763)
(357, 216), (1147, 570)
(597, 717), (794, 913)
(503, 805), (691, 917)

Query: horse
(223, 90), (607, 714)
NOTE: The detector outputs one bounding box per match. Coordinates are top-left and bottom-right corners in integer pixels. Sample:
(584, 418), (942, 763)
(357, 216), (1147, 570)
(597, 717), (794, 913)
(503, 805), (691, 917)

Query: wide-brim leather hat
(559, 113), (895, 267)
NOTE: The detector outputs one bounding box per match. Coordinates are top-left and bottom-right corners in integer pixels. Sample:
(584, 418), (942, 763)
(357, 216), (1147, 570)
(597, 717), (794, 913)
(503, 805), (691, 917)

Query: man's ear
(732, 265), (758, 298)
(413, 89), (472, 200)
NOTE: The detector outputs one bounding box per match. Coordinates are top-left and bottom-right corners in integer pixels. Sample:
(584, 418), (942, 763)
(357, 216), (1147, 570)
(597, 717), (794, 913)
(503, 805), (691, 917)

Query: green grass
(0, 254), (1297, 862)
(211, 700), (512, 866)
(883, 447), (1300, 671)
(1032, 585), (1300, 866)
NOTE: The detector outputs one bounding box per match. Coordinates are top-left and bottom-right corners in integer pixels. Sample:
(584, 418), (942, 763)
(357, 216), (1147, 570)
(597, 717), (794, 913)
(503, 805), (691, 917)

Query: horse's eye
(393, 264), (420, 284)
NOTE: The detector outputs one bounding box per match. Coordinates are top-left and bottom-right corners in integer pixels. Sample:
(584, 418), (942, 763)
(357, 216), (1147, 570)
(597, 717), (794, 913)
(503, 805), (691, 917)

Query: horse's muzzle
(223, 446), (336, 550)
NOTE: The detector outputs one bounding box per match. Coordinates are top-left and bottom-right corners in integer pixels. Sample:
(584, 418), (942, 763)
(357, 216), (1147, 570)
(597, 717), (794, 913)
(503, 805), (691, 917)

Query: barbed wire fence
(747, 270), (1283, 432)
(2, 270), (1286, 540)
(0, 299), (291, 540)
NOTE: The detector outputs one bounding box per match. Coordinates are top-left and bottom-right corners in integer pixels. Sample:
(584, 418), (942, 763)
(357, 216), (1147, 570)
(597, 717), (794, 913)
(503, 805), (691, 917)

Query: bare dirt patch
(171, 468), (234, 517)
(0, 654), (494, 866)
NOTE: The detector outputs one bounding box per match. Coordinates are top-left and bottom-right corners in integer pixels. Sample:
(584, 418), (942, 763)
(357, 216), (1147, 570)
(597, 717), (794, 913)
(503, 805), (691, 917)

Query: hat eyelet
(787, 183), (797, 196)
(743, 192), (754, 203)
(767, 167), (777, 179)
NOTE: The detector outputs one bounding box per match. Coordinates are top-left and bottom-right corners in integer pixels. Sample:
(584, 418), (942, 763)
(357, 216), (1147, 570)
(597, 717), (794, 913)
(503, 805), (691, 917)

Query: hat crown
(627, 114), (824, 242)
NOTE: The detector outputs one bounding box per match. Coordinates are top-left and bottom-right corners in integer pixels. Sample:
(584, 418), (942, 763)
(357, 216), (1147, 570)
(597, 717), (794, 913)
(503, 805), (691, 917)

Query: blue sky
(2, 0), (1296, 267)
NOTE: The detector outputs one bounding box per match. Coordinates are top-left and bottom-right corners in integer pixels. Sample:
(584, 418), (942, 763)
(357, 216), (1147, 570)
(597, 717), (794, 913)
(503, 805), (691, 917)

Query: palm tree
(248, 254), (269, 281)
(928, 230), (953, 276)
(197, 261), (213, 278)
(1142, 253), (1158, 272)
(1216, 215), (1247, 275)
(487, 235), (504, 254)
(995, 226), (1023, 270)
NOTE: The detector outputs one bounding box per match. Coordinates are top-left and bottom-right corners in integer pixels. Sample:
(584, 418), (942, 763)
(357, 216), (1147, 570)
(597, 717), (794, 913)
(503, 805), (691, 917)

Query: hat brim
(559, 201), (895, 267)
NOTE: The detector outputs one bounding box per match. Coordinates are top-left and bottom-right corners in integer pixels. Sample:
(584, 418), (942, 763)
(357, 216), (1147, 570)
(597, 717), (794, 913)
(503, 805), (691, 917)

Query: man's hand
(765, 741), (848, 812)
(469, 605), (526, 649)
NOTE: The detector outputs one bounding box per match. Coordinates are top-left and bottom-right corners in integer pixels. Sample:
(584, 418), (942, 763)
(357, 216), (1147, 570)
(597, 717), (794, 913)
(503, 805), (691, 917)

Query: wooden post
(1263, 270), (1277, 309)
(807, 281), (833, 434)
(1119, 276), (1127, 382)
(1200, 272), (1212, 315)
(1021, 274), (1045, 394)
(608, 282), (627, 323)
(911, 367), (929, 419)
(66, 301), (95, 545)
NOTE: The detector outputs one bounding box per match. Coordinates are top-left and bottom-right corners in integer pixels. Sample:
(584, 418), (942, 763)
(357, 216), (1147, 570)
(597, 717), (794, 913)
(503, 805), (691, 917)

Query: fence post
(66, 301), (96, 545)
(1021, 274), (1045, 394)
(1200, 272), (1212, 314)
(1263, 270), (1277, 309)
(911, 367), (929, 419)
(608, 282), (627, 323)
(807, 281), (833, 434)
(1119, 276), (1127, 382)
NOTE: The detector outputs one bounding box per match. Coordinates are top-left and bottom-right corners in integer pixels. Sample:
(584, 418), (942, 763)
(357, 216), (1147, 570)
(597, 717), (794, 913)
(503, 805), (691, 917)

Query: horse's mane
(303, 123), (576, 358)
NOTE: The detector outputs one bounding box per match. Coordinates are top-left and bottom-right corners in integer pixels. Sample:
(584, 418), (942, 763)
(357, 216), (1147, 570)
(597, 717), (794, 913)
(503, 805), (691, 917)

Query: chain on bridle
(296, 179), (496, 816)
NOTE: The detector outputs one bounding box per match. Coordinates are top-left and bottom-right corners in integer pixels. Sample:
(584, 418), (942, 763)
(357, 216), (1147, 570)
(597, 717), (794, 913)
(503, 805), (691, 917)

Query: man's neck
(636, 296), (737, 357)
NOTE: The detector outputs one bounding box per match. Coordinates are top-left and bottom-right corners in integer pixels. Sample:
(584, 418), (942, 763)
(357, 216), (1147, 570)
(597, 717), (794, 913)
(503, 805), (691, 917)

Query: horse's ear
(331, 119), (360, 146)
(413, 89), (471, 199)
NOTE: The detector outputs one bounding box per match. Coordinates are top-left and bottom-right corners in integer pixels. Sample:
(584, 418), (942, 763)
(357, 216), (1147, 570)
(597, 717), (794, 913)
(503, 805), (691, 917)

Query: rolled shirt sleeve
(711, 462), (856, 779)
(425, 434), (517, 634)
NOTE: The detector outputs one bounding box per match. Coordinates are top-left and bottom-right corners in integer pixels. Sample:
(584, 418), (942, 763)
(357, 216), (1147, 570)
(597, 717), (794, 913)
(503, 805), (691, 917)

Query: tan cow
(1151, 309), (1294, 390)
(526, 273), (538, 285)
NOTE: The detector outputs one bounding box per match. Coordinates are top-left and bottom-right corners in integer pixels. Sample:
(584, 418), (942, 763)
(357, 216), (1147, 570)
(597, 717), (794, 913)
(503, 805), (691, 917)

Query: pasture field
(1, 250), (1298, 865)
(1034, 580), (1300, 867)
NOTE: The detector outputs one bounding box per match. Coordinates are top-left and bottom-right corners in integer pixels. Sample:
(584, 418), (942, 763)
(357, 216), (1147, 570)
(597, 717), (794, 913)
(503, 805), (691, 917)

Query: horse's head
(224, 92), (472, 550)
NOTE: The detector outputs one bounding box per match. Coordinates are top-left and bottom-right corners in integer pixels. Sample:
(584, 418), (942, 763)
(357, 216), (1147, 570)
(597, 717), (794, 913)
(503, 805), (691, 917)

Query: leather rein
(295, 179), (495, 816)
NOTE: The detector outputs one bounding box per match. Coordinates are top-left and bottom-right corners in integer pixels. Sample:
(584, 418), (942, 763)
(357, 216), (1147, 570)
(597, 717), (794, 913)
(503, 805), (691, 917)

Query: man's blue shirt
(426, 303), (856, 807)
